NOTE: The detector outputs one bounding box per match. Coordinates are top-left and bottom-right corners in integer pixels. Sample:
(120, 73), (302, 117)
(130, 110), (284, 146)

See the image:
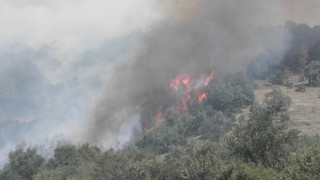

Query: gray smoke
(0, 38), (134, 166)
(87, 0), (293, 146)
(1, 0), (320, 167)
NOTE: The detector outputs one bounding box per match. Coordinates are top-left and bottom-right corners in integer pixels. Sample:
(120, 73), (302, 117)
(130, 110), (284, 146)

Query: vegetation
(206, 75), (255, 114)
(227, 103), (299, 168)
(305, 61), (320, 86)
(308, 42), (320, 61)
(2, 23), (320, 180)
(0, 145), (44, 180)
(295, 84), (306, 92)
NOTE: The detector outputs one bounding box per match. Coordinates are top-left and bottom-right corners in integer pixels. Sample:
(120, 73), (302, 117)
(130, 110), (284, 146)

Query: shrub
(295, 84), (306, 92)
(280, 145), (320, 179)
(227, 103), (300, 168)
(207, 75), (255, 113)
(0, 145), (44, 180)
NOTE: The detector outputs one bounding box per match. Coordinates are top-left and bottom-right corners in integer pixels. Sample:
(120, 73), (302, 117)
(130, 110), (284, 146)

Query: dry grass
(238, 76), (320, 136)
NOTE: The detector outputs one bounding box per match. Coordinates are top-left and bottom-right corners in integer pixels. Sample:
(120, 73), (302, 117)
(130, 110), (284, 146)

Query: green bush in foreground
(227, 103), (300, 168)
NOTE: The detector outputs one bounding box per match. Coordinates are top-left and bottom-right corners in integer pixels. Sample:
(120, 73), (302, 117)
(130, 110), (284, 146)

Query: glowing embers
(168, 71), (213, 113)
(204, 71), (214, 86)
(136, 71), (214, 125)
(198, 92), (208, 102)
(136, 97), (148, 110)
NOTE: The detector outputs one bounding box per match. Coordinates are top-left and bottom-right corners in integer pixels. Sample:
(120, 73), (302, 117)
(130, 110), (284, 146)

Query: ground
(238, 75), (320, 136)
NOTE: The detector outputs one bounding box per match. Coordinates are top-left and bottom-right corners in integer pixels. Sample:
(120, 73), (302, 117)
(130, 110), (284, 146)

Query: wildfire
(204, 71), (214, 86)
(194, 70), (214, 89)
(136, 71), (214, 126)
(136, 97), (148, 110)
(169, 74), (191, 91)
(167, 71), (214, 113)
(198, 92), (208, 102)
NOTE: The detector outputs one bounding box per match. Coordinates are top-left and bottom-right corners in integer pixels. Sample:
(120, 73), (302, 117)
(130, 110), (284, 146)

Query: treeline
(248, 22), (320, 88)
(2, 23), (320, 179)
(1, 75), (320, 180)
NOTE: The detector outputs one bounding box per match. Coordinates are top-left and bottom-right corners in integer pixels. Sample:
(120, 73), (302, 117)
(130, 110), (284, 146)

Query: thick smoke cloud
(0, 0), (160, 50)
(0, 39), (135, 166)
(1, 0), (320, 168)
(0, 0), (160, 167)
(87, 0), (294, 145)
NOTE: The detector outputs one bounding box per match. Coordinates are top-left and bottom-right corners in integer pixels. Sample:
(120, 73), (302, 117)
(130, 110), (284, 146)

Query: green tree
(304, 60), (320, 86)
(268, 69), (287, 85)
(227, 103), (300, 168)
(128, 158), (165, 180)
(264, 88), (291, 122)
(0, 145), (44, 180)
(53, 145), (80, 167)
(308, 42), (320, 61)
(207, 75), (255, 113)
(135, 112), (191, 154)
(280, 145), (320, 179)
(196, 109), (233, 141)
(231, 163), (278, 180)
(284, 53), (307, 73)
(177, 141), (234, 180)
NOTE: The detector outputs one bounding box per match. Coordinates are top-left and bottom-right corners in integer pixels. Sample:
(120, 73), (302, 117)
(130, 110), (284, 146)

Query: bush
(280, 145), (320, 179)
(231, 164), (278, 180)
(308, 42), (320, 61)
(177, 142), (235, 180)
(207, 75), (255, 113)
(264, 88), (292, 122)
(283, 53), (307, 73)
(135, 112), (192, 154)
(0, 145), (44, 180)
(304, 61), (320, 86)
(295, 84), (306, 92)
(227, 103), (300, 168)
(268, 69), (287, 85)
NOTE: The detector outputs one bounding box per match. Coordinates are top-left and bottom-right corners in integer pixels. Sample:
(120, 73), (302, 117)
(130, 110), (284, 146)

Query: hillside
(237, 75), (320, 136)
(248, 76), (320, 136)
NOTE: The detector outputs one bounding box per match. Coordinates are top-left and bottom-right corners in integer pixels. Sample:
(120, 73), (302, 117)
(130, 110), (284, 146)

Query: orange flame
(139, 71), (213, 128)
(182, 98), (189, 114)
(169, 74), (192, 113)
(136, 97), (148, 110)
(169, 74), (191, 91)
(198, 92), (208, 102)
(194, 71), (214, 89)
(204, 71), (214, 86)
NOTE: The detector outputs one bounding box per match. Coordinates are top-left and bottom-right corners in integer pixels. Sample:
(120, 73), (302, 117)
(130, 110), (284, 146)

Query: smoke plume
(1, 0), (320, 167)
(87, 0), (293, 145)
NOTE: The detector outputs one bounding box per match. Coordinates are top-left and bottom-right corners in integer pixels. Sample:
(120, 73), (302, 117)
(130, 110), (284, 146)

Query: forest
(2, 22), (320, 180)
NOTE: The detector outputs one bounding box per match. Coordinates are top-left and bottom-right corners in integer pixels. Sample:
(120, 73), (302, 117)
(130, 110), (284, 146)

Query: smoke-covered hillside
(1, 1), (320, 179)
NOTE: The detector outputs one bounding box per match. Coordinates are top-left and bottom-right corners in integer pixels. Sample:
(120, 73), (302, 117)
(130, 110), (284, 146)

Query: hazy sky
(0, 0), (161, 48)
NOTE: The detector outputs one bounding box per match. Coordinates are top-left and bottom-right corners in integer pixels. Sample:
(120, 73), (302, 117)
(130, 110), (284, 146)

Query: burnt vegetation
(2, 22), (320, 180)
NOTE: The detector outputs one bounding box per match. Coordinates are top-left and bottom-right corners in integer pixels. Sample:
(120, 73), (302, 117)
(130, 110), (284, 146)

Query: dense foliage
(2, 75), (318, 180)
(2, 23), (320, 179)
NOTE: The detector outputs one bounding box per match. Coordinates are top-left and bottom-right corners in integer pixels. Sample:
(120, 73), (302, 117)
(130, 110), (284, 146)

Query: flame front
(136, 71), (214, 127)
(204, 71), (214, 86)
(198, 92), (208, 102)
(136, 97), (148, 110)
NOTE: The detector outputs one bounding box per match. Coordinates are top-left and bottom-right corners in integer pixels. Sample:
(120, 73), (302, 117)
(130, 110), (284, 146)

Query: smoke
(87, 0), (294, 145)
(0, 0), (162, 167)
(1, 0), (320, 168)
(0, 37), (141, 167)
(281, 0), (320, 26)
